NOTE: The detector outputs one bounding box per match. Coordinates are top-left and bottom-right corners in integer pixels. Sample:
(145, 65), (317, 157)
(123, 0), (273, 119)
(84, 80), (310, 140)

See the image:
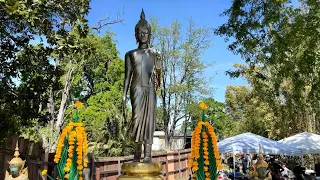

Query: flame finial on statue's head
(254, 143), (269, 172)
(14, 141), (20, 158)
(258, 143), (263, 159)
(8, 140), (24, 166)
(140, 8), (145, 20)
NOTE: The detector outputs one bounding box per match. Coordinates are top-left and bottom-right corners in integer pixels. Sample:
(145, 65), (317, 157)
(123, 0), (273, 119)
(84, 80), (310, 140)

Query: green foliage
(156, 107), (165, 131)
(216, 0), (320, 138)
(0, 0), (90, 140)
(1, 0), (130, 156)
(187, 98), (232, 139)
(63, 33), (134, 156)
(150, 17), (213, 148)
(225, 85), (272, 137)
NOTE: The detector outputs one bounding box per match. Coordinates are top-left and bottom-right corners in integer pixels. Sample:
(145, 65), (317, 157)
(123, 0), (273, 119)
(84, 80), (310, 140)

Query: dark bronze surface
(122, 9), (162, 163)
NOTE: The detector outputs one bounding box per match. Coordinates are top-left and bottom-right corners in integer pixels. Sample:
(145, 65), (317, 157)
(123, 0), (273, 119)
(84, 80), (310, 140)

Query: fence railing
(93, 149), (191, 180)
(0, 136), (191, 180)
(0, 135), (57, 180)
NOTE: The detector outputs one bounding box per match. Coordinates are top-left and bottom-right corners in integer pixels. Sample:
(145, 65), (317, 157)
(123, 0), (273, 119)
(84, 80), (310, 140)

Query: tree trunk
(165, 128), (170, 149)
(164, 107), (172, 148)
(48, 87), (55, 123)
(168, 135), (173, 150)
(55, 61), (73, 130)
(48, 59), (59, 123)
(183, 114), (190, 148)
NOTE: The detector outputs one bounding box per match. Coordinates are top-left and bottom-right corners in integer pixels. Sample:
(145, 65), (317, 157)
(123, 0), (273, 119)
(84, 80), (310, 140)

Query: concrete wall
(152, 131), (191, 151)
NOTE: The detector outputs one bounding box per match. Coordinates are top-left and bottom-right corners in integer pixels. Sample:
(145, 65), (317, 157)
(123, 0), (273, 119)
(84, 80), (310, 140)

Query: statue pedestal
(117, 162), (163, 180)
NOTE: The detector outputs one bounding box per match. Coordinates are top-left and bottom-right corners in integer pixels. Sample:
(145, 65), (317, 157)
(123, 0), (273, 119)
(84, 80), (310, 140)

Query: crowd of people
(223, 154), (320, 180)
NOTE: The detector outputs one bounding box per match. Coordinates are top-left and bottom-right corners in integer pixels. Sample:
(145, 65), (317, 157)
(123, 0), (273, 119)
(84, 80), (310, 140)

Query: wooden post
(96, 165), (100, 180)
(43, 152), (49, 180)
(90, 153), (95, 180)
(178, 150), (181, 178)
(166, 151), (175, 180)
(118, 159), (121, 175)
(165, 155), (169, 180)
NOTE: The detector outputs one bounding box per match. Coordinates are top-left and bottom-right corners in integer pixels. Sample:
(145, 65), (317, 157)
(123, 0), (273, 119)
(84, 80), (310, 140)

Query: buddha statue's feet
(133, 152), (141, 162)
(143, 156), (152, 163)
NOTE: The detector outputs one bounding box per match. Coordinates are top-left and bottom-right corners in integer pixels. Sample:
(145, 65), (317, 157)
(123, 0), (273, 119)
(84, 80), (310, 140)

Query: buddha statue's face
(9, 165), (20, 178)
(136, 26), (150, 44)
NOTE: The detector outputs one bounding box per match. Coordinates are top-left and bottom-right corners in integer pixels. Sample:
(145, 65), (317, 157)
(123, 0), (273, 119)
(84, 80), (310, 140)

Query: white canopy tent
(218, 132), (302, 156)
(279, 132), (320, 154)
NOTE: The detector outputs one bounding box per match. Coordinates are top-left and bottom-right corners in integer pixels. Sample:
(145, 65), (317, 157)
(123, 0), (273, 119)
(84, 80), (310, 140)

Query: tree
(150, 18), (213, 148)
(53, 14), (125, 132)
(58, 33), (133, 157)
(0, 0), (90, 140)
(225, 85), (273, 138)
(215, 0), (320, 138)
(2, 0), (126, 155)
(186, 98), (233, 139)
(204, 98), (234, 139)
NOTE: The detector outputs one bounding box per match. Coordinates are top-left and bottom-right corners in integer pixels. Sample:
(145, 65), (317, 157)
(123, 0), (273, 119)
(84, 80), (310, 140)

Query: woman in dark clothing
(315, 158), (320, 177)
(292, 166), (305, 180)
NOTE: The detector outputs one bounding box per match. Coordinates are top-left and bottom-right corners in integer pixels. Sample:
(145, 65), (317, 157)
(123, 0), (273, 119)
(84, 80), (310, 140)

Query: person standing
(242, 154), (249, 174)
(315, 157), (320, 178)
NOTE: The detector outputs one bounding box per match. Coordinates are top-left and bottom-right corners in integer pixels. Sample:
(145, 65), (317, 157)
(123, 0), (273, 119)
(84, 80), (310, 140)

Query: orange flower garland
(54, 121), (88, 179)
(188, 102), (223, 180)
(205, 122), (223, 170)
(200, 102), (207, 110)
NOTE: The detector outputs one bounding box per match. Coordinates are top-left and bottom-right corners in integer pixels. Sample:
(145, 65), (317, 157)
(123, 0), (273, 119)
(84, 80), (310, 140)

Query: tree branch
(174, 114), (189, 124)
(91, 8), (125, 33)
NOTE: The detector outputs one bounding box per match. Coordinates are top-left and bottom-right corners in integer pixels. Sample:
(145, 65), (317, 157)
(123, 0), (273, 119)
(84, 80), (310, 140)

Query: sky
(85, 0), (248, 103)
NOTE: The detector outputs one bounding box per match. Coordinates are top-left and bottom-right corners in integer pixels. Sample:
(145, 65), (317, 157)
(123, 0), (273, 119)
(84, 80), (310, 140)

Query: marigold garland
(188, 102), (223, 180)
(54, 103), (88, 180)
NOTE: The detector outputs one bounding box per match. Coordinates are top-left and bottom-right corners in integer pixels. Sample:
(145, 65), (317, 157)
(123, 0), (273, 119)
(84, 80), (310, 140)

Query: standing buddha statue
(5, 141), (28, 180)
(121, 8), (162, 163)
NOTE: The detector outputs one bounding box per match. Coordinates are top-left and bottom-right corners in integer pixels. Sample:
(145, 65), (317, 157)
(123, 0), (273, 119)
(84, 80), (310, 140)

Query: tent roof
(279, 132), (320, 154)
(218, 132), (302, 156)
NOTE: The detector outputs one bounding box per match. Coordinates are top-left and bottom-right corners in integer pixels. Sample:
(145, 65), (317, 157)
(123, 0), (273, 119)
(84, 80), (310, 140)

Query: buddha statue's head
(8, 141), (24, 178)
(135, 9), (151, 45)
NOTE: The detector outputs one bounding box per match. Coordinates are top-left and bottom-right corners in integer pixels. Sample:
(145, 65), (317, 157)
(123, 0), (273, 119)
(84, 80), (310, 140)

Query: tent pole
(232, 145), (235, 180)
(233, 152), (235, 180)
(301, 150), (304, 166)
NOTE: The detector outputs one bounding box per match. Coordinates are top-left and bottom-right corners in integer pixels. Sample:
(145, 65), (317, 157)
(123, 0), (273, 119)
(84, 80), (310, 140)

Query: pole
(233, 146), (236, 180)
(301, 150), (304, 166)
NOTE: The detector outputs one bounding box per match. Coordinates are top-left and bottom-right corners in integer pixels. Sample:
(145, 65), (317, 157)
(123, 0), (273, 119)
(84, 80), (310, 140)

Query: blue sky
(86, 0), (248, 102)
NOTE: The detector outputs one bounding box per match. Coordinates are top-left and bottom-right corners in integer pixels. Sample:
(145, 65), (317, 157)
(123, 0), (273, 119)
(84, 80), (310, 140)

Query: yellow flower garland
(41, 170), (47, 175)
(188, 121), (223, 179)
(54, 122), (89, 179)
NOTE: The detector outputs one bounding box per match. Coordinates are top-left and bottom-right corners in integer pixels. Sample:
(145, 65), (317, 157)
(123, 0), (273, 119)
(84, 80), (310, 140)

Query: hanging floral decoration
(188, 102), (223, 180)
(54, 101), (88, 180)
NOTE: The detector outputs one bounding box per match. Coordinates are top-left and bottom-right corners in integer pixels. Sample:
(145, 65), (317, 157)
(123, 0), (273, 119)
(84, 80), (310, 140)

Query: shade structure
(218, 132), (302, 156)
(279, 132), (320, 154)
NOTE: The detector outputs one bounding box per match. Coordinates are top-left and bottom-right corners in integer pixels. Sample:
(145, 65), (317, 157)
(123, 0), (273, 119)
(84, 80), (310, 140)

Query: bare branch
(35, 122), (45, 138)
(91, 7), (125, 33)
(174, 114), (189, 124)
